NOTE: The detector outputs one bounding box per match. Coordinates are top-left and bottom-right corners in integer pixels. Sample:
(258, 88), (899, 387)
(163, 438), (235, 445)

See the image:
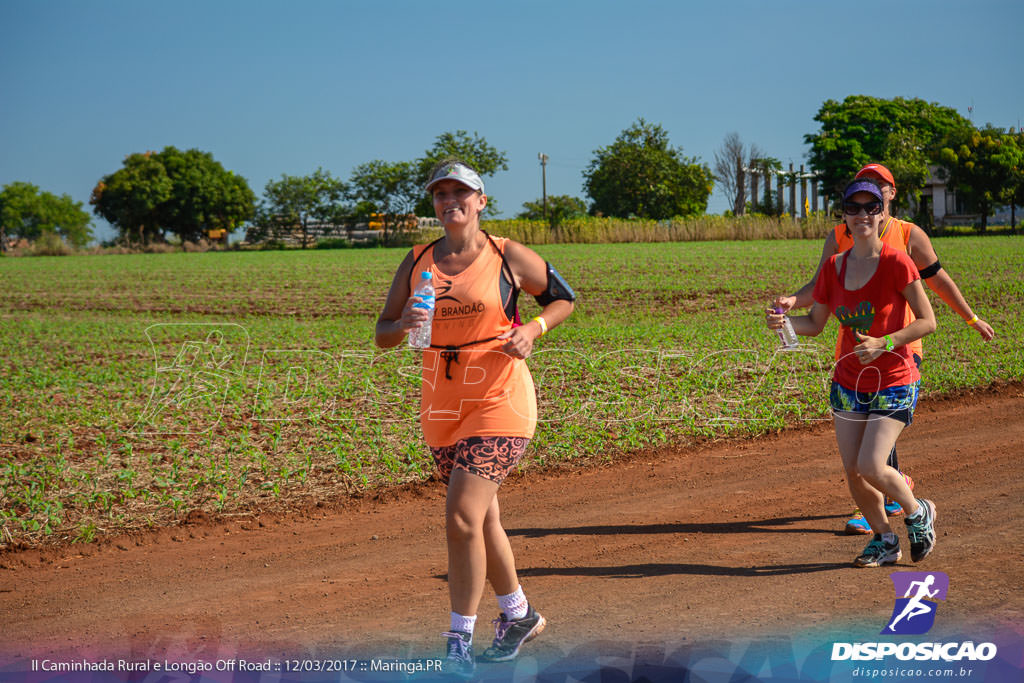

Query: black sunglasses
(842, 200), (883, 216)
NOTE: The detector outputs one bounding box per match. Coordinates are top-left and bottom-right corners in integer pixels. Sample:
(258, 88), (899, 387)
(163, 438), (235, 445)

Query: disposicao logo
(831, 572), (998, 662)
(885, 571), (948, 635)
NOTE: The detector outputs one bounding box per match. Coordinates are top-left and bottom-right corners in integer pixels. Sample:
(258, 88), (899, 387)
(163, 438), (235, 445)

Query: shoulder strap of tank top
(426, 232), (521, 380)
(409, 231), (514, 282)
(409, 236), (445, 274)
(483, 231), (521, 324)
(482, 231), (516, 288)
(879, 216), (893, 241)
(899, 219), (912, 247)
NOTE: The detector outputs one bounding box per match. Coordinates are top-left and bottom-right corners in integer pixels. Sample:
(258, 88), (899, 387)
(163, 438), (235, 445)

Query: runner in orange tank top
(409, 234), (537, 449)
(375, 159), (575, 677)
(772, 162), (994, 535)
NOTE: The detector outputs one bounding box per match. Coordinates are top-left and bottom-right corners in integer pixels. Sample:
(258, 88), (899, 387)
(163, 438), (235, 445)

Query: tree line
(3, 95), (1022, 252)
(716, 95), (1024, 230)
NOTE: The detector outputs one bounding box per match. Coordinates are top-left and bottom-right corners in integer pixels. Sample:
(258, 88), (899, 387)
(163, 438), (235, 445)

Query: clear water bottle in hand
(408, 271), (435, 349)
(774, 306), (799, 350)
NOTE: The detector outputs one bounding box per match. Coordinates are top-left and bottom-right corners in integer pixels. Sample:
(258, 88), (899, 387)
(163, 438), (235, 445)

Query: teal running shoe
(854, 534), (902, 568)
(904, 498), (937, 562)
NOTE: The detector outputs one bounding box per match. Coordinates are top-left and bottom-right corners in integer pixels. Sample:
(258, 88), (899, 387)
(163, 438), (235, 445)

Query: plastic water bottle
(774, 306), (799, 350)
(408, 271), (435, 349)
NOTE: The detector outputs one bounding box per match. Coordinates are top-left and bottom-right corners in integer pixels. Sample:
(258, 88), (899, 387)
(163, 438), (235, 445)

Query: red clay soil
(2, 384), (1022, 671)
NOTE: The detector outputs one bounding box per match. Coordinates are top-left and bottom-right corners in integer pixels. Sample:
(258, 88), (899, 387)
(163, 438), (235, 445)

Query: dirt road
(2, 384), (1022, 679)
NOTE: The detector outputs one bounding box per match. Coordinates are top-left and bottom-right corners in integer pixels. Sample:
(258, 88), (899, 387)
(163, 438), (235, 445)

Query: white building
(918, 165), (1020, 227)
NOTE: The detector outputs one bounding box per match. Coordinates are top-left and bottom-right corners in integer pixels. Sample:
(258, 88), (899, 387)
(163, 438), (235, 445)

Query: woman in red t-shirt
(767, 179), (939, 568)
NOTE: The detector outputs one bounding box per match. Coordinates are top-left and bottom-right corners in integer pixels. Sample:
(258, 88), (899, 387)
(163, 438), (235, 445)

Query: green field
(2, 237), (1022, 548)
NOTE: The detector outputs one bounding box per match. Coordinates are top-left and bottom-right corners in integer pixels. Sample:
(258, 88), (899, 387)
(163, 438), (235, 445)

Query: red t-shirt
(832, 217), (923, 361)
(813, 243), (922, 392)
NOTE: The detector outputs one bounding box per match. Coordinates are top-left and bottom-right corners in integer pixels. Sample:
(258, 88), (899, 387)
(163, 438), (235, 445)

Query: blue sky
(2, 0), (1022, 243)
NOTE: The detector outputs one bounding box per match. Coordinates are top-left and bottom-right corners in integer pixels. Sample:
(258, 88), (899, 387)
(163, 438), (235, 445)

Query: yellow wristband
(966, 315), (979, 327)
(532, 316), (548, 336)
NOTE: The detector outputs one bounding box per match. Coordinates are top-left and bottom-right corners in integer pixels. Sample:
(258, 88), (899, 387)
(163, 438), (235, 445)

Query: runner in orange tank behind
(773, 163), (994, 535)
(375, 159), (575, 678)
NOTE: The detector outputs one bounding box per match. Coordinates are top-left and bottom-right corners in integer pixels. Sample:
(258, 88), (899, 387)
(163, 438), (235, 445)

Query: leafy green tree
(583, 118), (712, 219)
(91, 148), (254, 245)
(91, 151), (172, 244)
(1, 182), (94, 250)
(252, 168), (349, 248)
(153, 147), (256, 243)
(1, 182), (41, 249)
(517, 195), (587, 227)
(41, 192), (94, 248)
(1008, 130), (1024, 231)
(349, 160), (419, 246)
(414, 131), (508, 217)
(938, 125), (1024, 231)
(805, 95), (972, 212)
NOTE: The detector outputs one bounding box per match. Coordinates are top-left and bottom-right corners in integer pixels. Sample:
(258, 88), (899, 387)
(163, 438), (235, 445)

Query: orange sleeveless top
(832, 216), (911, 253)
(831, 218), (922, 361)
(409, 236), (537, 448)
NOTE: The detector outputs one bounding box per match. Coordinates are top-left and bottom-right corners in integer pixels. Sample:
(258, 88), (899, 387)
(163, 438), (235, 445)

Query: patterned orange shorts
(430, 436), (530, 485)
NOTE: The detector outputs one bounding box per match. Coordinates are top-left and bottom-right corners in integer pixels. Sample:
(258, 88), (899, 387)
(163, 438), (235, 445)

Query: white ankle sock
(881, 532), (897, 544)
(497, 585), (529, 620)
(450, 612), (476, 638)
(906, 502), (924, 520)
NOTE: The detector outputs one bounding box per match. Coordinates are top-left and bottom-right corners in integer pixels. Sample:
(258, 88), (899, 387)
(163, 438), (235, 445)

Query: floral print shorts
(430, 436), (530, 485)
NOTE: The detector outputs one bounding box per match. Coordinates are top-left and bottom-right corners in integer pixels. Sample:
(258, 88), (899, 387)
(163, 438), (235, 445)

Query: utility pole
(538, 153), (549, 220)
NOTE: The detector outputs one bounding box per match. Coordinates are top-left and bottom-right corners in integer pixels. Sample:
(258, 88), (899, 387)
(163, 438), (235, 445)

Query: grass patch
(1, 237), (1021, 547)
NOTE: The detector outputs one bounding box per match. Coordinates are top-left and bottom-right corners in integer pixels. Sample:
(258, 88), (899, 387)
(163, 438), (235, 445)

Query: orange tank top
(409, 235), (537, 447)
(831, 218), (923, 362)
(832, 216), (911, 253)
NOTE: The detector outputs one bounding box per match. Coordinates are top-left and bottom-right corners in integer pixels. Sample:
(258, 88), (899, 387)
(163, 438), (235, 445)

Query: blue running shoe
(884, 499), (903, 515)
(884, 473), (916, 516)
(846, 473), (915, 533)
(844, 509), (872, 535)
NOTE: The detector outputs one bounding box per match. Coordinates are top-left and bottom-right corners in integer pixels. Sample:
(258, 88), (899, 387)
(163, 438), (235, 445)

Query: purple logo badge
(884, 571), (949, 635)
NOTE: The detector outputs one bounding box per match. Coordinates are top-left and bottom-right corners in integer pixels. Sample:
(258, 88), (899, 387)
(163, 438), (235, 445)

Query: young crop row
(1, 238), (1021, 548)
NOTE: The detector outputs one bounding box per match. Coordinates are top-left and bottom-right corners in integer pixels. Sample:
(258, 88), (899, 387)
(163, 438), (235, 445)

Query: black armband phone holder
(534, 262), (577, 306)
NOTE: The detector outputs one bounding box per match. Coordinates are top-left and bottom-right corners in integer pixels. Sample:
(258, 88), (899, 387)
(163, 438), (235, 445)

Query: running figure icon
(887, 574), (939, 632)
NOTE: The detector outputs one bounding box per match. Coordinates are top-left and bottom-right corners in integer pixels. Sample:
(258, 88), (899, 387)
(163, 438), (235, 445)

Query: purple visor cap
(843, 180), (884, 202)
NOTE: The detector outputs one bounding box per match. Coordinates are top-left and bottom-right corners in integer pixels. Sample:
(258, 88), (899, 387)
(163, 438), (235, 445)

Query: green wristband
(884, 334), (895, 351)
